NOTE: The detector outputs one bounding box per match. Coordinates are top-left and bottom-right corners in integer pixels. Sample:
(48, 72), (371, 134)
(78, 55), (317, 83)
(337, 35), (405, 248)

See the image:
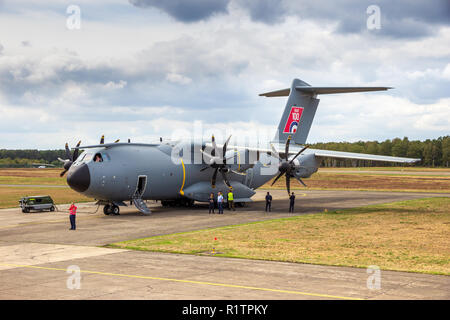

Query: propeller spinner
(58, 141), (81, 177)
(200, 135), (244, 188)
(270, 135), (309, 194)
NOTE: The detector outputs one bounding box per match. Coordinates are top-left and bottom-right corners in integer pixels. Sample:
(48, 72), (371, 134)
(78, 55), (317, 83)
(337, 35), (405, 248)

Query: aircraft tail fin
(260, 78), (391, 144)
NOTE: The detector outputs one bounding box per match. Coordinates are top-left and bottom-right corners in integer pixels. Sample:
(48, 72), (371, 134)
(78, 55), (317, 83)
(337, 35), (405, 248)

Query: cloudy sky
(0, 0), (449, 149)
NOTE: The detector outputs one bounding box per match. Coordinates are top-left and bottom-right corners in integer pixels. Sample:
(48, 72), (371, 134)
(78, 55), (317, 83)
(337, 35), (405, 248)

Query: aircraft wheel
(50, 206), (55, 212)
(111, 205), (120, 215)
(103, 205), (111, 215)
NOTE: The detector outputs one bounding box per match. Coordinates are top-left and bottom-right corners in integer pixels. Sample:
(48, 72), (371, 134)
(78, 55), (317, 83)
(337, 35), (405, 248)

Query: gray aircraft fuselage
(66, 141), (318, 204)
(63, 78), (419, 212)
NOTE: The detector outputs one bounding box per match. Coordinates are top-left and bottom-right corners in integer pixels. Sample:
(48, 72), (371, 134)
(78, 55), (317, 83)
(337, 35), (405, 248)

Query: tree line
(310, 136), (449, 167)
(0, 136), (448, 167)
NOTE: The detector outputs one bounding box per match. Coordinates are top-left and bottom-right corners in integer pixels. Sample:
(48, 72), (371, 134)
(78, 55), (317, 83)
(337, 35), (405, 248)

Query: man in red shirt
(69, 202), (77, 230)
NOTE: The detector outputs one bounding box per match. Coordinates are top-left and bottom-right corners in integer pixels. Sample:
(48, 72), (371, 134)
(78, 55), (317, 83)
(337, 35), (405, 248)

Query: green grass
(0, 186), (91, 208)
(109, 197), (450, 275)
(0, 176), (66, 185)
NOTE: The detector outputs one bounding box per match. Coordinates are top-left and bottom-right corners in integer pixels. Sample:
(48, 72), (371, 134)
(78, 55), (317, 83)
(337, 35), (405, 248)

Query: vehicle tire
(103, 204), (111, 215)
(50, 206), (55, 212)
(111, 205), (120, 215)
(23, 208), (29, 213)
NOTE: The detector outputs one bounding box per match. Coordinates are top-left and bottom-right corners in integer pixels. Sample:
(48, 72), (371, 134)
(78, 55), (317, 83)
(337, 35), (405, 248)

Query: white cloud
(0, 1), (448, 149)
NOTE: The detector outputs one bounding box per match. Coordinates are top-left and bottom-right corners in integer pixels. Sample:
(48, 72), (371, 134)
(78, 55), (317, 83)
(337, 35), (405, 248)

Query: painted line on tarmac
(0, 262), (363, 300)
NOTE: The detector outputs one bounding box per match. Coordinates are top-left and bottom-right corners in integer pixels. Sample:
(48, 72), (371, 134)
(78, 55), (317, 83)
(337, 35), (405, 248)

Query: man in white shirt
(217, 192), (224, 214)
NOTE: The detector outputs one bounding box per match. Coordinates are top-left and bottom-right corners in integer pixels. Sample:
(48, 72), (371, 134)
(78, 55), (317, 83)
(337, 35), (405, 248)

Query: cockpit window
(93, 152), (110, 163)
(73, 152), (93, 165)
(94, 153), (103, 162)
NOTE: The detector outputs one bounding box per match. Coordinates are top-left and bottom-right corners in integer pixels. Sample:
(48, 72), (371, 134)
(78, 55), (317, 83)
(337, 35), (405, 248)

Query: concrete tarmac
(0, 189), (448, 300)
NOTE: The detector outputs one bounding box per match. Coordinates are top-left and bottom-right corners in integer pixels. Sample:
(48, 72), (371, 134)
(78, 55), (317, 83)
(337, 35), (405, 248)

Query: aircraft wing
(306, 148), (420, 163)
(74, 142), (160, 149)
(225, 143), (420, 164)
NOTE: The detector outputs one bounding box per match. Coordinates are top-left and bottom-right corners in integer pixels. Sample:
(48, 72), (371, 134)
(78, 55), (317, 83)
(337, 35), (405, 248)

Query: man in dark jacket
(208, 193), (215, 214)
(265, 192), (272, 212)
(289, 192), (295, 213)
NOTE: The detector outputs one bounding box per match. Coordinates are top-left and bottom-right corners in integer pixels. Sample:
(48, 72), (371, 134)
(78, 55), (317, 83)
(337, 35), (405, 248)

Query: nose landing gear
(103, 204), (120, 215)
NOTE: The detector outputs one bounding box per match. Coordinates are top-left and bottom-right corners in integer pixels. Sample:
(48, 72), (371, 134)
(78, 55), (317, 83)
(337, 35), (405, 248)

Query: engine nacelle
(290, 153), (319, 178)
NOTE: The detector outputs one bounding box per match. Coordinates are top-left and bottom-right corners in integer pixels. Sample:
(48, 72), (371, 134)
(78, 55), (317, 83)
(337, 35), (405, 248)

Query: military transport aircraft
(59, 78), (420, 215)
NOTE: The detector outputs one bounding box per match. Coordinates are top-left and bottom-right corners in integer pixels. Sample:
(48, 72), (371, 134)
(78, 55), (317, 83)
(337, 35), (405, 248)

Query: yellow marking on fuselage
(179, 158), (186, 195)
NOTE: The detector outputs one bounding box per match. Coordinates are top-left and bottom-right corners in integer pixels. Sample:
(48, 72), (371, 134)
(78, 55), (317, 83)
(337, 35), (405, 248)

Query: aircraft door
(135, 175), (147, 198)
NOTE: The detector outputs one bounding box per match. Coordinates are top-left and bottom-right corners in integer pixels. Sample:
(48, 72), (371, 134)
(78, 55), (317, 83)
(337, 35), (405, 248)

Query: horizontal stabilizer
(260, 86), (392, 97)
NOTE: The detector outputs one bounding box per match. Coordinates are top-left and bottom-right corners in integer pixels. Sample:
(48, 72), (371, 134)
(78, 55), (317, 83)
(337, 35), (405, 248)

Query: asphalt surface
(0, 189), (448, 300)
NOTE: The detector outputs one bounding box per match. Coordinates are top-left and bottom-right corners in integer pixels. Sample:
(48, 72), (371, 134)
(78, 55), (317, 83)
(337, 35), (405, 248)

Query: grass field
(265, 171), (450, 193)
(0, 168), (66, 185)
(0, 169), (89, 208)
(0, 167), (449, 208)
(109, 197), (450, 275)
(0, 186), (91, 208)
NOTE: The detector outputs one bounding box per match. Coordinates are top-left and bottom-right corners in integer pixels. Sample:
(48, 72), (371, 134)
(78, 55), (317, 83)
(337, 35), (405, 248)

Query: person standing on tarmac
(227, 187), (235, 211)
(208, 193), (215, 214)
(69, 202), (77, 230)
(289, 192), (295, 213)
(265, 192), (272, 212)
(217, 192), (224, 214)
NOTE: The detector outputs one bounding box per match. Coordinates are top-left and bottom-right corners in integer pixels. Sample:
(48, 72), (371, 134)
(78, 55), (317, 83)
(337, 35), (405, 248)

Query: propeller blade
(200, 149), (214, 163)
(285, 135), (292, 159)
(221, 170), (231, 188)
(289, 145), (309, 164)
(211, 135), (217, 157)
(72, 141), (81, 161)
(100, 135), (105, 144)
(65, 143), (72, 161)
(286, 174), (291, 195)
(270, 143), (281, 160)
(295, 176), (307, 187)
(223, 135), (232, 162)
(211, 168), (218, 188)
(57, 157), (66, 163)
(271, 171), (284, 186)
(59, 169), (68, 177)
(114, 139), (120, 143)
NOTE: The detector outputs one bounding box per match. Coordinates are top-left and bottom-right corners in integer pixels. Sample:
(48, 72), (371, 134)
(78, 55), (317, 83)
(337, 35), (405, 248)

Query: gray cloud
(239, 0), (450, 38)
(129, 0), (230, 22)
(130, 0), (450, 38)
(237, 0), (287, 24)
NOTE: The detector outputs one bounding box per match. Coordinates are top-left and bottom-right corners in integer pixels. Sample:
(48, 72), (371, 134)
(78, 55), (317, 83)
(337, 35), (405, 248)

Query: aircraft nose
(67, 163), (90, 193)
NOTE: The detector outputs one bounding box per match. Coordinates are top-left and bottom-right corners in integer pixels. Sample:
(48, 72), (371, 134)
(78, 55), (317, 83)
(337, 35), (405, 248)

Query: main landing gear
(103, 204), (120, 215)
